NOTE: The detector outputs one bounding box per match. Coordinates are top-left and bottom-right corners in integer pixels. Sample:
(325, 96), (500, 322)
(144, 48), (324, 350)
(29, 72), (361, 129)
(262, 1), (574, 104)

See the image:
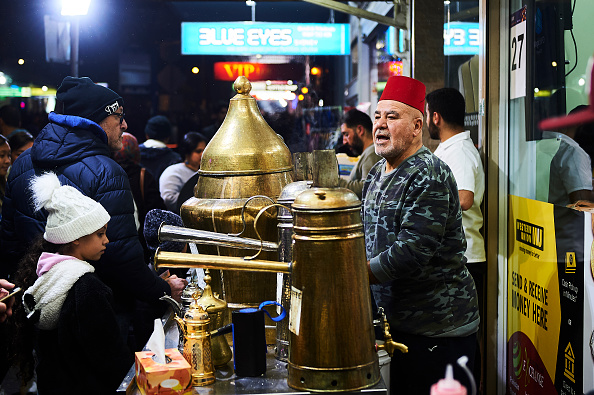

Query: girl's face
(11, 141), (33, 163)
(185, 141), (206, 171)
(0, 142), (11, 177)
(72, 225), (109, 261)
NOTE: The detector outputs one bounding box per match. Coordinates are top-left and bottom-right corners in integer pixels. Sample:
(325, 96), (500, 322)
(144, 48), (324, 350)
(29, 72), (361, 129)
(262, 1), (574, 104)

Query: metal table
(117, 310), (388, 395)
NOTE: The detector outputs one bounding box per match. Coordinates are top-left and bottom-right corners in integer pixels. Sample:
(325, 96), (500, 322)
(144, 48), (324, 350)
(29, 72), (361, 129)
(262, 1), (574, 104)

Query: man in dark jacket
(139, 115), (182, 183)
(0, 76), (187, 344)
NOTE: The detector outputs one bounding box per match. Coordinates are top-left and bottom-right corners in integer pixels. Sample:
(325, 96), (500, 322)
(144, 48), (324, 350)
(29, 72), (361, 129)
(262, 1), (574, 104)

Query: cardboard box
(135, 349), (192, 395)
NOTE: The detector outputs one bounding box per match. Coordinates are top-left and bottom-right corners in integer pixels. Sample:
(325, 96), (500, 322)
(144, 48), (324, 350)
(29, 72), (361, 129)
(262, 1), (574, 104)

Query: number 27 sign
(510, 6), (527, 99)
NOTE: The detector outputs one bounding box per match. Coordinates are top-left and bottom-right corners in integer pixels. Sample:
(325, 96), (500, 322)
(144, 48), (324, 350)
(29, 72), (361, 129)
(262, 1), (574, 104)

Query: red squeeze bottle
(430, 364), (467, 395)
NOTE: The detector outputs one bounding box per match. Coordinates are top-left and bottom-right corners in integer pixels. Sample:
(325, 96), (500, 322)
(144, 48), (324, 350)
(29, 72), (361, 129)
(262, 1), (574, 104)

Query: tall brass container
(287, 187), (380, 392)
(275, 179), (311, 361)
(180, 76), (293, 312)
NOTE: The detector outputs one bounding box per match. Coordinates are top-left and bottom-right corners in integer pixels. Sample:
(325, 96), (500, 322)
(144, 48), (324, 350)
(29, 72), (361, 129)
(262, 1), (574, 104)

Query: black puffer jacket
(34, 272), (133, 394)
(0, 112), (170, 304)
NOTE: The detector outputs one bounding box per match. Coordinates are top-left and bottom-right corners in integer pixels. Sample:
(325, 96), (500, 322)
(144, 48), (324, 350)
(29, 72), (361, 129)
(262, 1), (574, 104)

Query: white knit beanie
(30, 172), (111, 244)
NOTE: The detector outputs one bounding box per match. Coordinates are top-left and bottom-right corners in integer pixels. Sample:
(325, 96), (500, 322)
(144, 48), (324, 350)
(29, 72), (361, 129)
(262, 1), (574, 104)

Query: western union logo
(516, 219), (544, 250)
(564, 342), (575, 383)
(565, 252), (576, 274)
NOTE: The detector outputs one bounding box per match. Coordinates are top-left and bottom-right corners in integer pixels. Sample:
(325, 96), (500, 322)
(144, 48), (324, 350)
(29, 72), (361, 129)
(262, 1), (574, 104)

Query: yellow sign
(508, 196), (561, 387)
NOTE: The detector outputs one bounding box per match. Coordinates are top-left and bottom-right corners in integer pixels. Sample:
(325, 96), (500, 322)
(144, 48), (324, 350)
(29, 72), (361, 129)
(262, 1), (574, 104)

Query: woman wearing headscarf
(113, 132), (166, 261)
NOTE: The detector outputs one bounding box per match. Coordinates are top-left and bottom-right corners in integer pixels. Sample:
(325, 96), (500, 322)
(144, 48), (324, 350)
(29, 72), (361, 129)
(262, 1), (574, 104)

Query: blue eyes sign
(443, 22), (480, 56)
(181, 22), (350, 56)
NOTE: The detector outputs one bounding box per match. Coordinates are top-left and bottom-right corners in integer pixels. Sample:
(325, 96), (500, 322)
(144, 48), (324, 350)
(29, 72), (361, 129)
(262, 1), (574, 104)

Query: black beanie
(56, 76), (123, 124)
(144, 115), (172, 141)
(143, 209), (186, 259)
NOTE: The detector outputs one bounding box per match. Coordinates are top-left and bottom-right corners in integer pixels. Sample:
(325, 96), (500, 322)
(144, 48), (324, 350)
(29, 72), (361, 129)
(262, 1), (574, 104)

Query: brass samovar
(180, 76), (293, 313)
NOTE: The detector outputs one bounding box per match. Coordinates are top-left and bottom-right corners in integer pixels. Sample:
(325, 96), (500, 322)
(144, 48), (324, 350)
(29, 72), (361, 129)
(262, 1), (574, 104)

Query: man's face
(341, 123), (364, 155)
(426, 103), (440, 140)
(373, 100), (422, 162)
(100, 107), (127, 152)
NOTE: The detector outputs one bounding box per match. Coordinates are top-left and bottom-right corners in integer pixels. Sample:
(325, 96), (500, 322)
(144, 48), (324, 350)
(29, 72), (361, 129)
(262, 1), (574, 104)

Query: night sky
(0, 1), (349, 90)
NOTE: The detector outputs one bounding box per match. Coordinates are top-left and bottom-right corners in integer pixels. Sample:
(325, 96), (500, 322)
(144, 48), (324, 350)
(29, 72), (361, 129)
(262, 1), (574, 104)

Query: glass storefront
(508, 0), (594, 207)
(505, 1), (594, 393)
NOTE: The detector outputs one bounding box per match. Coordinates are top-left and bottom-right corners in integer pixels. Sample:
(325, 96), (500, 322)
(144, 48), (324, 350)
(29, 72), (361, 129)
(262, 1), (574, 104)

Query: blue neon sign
(181, 22), (349, 56)
(444, 22), (480, 56)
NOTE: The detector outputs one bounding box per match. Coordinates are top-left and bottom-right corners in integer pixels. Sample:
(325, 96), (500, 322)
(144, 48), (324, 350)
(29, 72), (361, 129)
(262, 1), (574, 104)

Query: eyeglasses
(112, 112), (125, 125)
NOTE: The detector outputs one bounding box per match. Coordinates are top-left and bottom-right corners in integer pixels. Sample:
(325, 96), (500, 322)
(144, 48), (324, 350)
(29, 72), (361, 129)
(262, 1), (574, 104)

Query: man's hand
(166, 275), (188, 302)
(0, 279), (16, 323)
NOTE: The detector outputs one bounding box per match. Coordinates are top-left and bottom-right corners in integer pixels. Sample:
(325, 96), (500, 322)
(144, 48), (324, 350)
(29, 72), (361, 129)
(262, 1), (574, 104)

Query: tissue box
(336, 153), (360, 180)
(135, 349), (192, 395)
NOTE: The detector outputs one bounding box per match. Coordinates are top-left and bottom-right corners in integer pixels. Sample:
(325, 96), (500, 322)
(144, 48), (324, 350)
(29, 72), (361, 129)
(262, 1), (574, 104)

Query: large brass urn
(287, 186), (380, 392)
(180, 76), (293, 311)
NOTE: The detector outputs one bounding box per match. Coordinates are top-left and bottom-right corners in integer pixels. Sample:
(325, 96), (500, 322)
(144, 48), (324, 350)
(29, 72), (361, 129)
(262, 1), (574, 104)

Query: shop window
(508, 0), (594, 207)
(444, 0), (480, 146)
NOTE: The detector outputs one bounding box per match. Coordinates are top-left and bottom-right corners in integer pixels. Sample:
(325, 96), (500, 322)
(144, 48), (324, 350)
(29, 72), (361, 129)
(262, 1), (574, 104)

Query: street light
(246, 1), (256, 22)
(61, 0), (91, 16)
(61, 0), (91, 77)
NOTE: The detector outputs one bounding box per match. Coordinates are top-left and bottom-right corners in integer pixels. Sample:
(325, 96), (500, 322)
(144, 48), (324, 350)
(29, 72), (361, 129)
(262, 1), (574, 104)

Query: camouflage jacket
(362, 146), (479, 337)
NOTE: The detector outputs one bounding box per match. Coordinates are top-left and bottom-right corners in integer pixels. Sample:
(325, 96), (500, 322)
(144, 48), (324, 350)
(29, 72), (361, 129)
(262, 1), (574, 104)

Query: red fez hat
(539, 54), (594, 130)
(379, 76), (426, 114)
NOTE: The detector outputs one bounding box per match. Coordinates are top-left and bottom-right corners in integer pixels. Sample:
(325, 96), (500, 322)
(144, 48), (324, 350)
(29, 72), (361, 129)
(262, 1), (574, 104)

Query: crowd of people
(0, 74), (485, 394)
(7, 71), (591, 394)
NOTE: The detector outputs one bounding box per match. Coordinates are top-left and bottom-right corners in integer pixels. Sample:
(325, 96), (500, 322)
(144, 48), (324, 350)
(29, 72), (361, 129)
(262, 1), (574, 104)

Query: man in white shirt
(426, 87), (486, 389)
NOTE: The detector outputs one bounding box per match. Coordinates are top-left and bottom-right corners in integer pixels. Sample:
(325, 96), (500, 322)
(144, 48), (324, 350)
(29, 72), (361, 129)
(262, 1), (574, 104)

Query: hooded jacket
(0, 112), (170, 305)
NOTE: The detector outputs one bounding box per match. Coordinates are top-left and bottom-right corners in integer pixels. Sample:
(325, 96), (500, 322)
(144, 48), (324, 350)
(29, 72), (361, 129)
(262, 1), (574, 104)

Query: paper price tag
(276, 273), (283, 315)
(289, 286), (302, 336)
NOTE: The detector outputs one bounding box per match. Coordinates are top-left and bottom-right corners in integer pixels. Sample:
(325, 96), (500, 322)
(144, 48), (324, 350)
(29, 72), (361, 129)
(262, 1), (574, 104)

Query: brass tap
(376, 321), (408, 356)
(376, 310), (408, 357)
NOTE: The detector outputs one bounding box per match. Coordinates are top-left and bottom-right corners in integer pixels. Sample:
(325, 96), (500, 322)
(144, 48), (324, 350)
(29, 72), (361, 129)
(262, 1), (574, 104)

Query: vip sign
(213, 62), (305, 81)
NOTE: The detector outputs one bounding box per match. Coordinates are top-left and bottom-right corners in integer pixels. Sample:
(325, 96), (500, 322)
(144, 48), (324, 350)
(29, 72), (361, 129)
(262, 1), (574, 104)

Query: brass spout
(377, 338), (408, 356)
(376, 321), (408, 357)
(159, 224), (278, 251)
(154, 249), (291, 273)
(173, 315), (186, 337)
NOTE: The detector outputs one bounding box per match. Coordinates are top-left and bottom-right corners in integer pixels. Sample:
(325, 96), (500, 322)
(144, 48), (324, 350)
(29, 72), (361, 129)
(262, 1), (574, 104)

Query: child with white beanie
(12, 172), (133, 394)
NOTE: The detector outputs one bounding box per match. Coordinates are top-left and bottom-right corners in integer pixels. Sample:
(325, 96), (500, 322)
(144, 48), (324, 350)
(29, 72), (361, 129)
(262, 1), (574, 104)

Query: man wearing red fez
(361, 76), (479, 393)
